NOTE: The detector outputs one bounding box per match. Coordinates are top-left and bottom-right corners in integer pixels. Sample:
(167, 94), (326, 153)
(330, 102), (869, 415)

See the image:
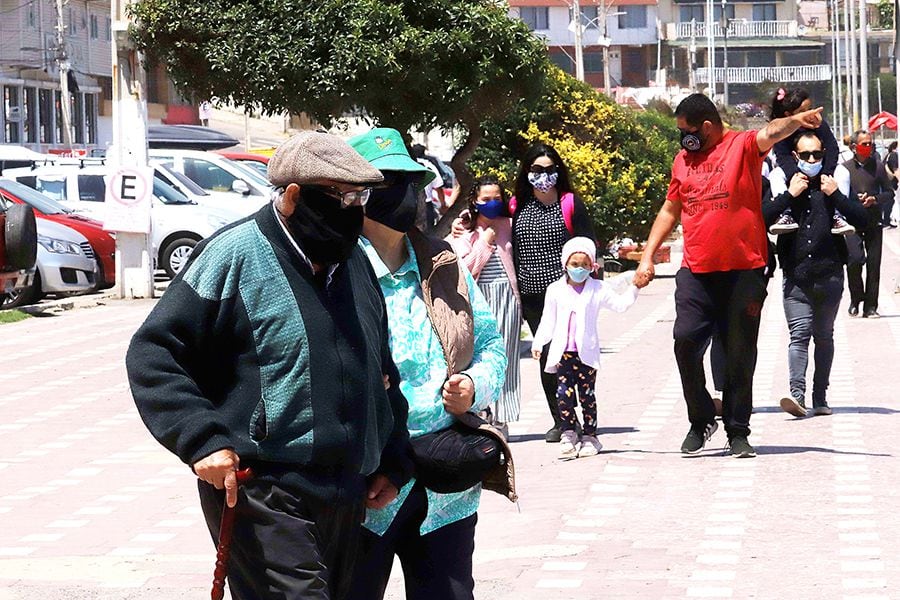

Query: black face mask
(365, 174), (419, 233)
(680, 128), (705, 152)
(284, 188), (363, 265)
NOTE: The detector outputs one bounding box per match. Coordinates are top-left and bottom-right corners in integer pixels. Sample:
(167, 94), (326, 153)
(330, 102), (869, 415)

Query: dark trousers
(556, 352), (598, 435)
(348, 484), (477, 600)
(198, 478), (365, 600)
(521, 292), (563, 428)
(782, 273), (843, 407)
(673, 268), (768, 439)
(846, 226), (883, 312)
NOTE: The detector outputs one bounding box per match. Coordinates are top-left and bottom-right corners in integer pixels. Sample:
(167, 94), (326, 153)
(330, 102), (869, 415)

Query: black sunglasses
(529, 164), (558, 175)
(796, 150), (824, 161)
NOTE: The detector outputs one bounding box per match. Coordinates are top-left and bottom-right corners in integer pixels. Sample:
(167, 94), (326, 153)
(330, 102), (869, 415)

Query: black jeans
(846, 226), (883, 312)
(521, 292), (563, 428)
(673, 268), (768, 439)
(198, 477), (365, 600)
(348, 483), (477, 600)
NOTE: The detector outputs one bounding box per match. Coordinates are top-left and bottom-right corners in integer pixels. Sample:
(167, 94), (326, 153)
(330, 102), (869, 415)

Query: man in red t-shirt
(634, 93), (823, 458)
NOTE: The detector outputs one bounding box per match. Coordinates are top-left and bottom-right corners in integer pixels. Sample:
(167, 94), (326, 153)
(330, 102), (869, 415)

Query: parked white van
(5, 164), (243, 278)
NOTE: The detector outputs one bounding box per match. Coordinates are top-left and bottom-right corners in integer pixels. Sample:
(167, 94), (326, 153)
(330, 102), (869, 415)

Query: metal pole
(848, 0), (859, 130)
(706, 0), (715, 100)
(574, 0), (585, 82)
(843, 0), (854, 133)
(859, 0), (869, 125)
(690, 19), (697, 91)
(55, 0), (73, 148)
(722, 0), (729, 106)
(601, 0), (612, 94)
(832, 0), (844, 140)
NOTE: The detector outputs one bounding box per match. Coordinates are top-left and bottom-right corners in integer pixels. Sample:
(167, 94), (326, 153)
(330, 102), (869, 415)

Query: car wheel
(4, 204), (38, 270)
(0, 271), (42, 309)
(161, 237), (198, 279)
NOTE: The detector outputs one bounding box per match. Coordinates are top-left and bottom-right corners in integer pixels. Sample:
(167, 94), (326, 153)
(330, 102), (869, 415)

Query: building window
(85, 94), (97, 144)
(752, 3), (776, 21)
(73, 93), (84, 144)
(584, 51), (604, 73)
(575, 6), (600, 29)
(24, 87), (37, 144)
(55, 90), (63, 143)
(67, 9), (76, 34)
(748, 49), (776, 67)
(105, 17), (112, 41)
(550, 51), (574, 75)
(521, 7), (549, 31)
(679, 5), (705, 23)
(90, 14), (99, 39)
(4, 86), (22, 144)
(714, 3), (735, 22)
(26, 4), (36, 29)
(619, 6), (648, 29)
(39, 89), (53, 143)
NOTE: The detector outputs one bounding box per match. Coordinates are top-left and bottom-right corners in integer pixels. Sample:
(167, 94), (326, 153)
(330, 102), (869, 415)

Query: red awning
(868, 111), (897, 131)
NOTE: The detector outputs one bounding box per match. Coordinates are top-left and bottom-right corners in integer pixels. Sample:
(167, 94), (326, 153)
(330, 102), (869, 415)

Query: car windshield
(153, 178), (194, 205)
(156, 165), (210, 196)
(235, 159), (269, 180)
(229, 159), (271, 188)
(0, 178), (73, 214)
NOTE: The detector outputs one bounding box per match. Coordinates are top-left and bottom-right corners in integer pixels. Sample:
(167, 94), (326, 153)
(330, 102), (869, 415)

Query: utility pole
(721, 0), (729, 106)
(849, 0), (859, 130)
(574, 0), (585, 82)
(831, 0), (844, 140)
(54, 0), (73, 148)
(706, 0), (715, 101)
(858, 0), (869, 125)
(110, 0), (153, 299)
(600, 0), (613, 95)
(689, 19), (697, 91)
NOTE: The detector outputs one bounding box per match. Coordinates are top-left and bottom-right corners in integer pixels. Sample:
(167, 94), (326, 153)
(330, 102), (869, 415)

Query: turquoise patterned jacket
(360, 233), (507, 535)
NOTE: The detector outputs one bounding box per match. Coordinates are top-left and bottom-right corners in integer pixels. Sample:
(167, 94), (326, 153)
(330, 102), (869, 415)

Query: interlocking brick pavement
(1, 231), (898, 599)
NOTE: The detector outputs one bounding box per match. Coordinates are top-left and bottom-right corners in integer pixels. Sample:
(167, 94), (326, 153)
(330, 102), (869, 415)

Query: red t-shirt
(667, 129), (768, 273)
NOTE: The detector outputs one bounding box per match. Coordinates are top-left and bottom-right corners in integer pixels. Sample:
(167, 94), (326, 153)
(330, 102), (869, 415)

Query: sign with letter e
(104, 167), (152, 233)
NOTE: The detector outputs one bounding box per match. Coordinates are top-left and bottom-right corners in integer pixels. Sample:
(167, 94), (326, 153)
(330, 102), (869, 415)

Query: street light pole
(54, 0), (73, 148)
(574, 0), (585, 82)
(858, 0), (869, 124)
(721, 0), (729, 106)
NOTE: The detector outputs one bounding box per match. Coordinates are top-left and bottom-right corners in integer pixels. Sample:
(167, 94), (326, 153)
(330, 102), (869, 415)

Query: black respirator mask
(365, 173), (421, 233)
(285, 188), (364, 265)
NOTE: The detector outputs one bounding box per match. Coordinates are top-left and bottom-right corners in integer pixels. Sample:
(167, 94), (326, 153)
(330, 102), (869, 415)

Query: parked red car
(0, 179), (115, 289)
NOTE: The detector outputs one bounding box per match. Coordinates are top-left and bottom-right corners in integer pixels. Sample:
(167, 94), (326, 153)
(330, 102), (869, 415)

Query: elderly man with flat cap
(126, 131), (414, 599)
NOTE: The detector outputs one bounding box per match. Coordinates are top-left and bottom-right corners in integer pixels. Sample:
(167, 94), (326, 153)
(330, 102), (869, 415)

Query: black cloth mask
(284, 188), (363, 265)
(365, 176), (419, 233)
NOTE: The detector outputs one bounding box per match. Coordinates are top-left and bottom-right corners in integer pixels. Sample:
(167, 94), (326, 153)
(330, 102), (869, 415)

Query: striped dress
(477, 250), (521, 423)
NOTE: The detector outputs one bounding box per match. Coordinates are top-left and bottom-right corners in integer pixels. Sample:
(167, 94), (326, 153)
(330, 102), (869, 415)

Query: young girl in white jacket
(532, 237), (639, 459)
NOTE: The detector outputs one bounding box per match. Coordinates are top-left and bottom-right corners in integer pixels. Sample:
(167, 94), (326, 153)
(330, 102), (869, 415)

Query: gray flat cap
(268, 131), (384, 187)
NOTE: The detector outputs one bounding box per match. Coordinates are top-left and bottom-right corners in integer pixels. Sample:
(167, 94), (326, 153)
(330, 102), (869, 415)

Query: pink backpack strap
(561, 192), (575, 235)
(508, 195), (517, 215)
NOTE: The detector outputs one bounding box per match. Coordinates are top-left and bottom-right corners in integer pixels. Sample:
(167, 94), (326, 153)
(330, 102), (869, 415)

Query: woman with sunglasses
(511, 143), (596, 443)
(768, 87), (854, 237)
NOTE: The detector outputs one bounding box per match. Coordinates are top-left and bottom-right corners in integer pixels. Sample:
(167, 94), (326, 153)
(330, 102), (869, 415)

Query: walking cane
(211, 468), (254, 600)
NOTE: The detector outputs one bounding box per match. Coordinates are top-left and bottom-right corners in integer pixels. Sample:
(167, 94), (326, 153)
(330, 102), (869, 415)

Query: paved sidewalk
(0, 231), (899, 599)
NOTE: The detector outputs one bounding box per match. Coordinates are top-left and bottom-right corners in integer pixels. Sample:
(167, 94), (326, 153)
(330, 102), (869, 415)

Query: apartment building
(0, 0), (192, 152)
(508, 0), (660, 89)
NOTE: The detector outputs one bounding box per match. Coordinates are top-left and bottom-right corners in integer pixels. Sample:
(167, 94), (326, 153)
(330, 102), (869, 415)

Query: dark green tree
(128, 0), (549, 188)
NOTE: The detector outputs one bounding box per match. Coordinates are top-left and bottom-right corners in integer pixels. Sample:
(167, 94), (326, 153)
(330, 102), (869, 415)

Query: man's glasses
(529, 164), (558, 175)
(796, 150), (824, 161)
(856, 142), (874, 147)
(306, 185), (371, 208)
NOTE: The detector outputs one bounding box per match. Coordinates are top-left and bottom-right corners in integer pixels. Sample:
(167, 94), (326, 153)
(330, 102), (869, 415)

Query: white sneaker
(558, 430), (579, 460)
(578, 434), (603, 457)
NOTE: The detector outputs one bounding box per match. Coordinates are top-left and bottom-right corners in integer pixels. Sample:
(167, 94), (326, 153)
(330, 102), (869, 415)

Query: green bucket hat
(348, 127), (436, 188)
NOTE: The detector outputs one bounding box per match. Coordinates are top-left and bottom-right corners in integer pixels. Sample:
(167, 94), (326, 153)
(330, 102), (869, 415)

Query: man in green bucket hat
(347, 127), (508, 600)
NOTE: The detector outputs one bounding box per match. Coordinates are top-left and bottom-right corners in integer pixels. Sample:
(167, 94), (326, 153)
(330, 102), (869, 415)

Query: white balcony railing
(696, 64), (833, 84)
(671, 20), (798, 40)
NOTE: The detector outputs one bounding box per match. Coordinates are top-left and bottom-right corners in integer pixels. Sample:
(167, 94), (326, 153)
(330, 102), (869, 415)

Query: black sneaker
(848, 304), (860, 317)
(769, 213), (799, 234)
(545, 426), (562, 443)
(728, 436), (756, 458)
(681, 421), (718, 454)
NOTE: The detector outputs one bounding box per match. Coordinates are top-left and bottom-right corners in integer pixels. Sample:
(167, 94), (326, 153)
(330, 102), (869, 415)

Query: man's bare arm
(756, 107), (824, 155)
(634, 199), (681, 288)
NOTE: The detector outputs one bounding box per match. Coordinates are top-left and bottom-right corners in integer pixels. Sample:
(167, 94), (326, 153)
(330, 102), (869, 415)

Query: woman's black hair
(465, 175), (509, 230)
(513, 142), (574, 204)
(770, 87), (810, 121)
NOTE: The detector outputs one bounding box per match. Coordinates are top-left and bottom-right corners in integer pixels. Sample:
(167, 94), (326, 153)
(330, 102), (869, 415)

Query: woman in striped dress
(448, 175), (521, 436)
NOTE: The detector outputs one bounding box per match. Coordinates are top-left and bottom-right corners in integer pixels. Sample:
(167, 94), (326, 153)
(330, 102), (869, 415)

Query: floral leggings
(556, 352), (598, 435)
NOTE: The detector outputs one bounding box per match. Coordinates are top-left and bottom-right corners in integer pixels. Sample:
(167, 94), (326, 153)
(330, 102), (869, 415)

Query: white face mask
(528, 171), (558, 193)
(797, 159), (823, 178)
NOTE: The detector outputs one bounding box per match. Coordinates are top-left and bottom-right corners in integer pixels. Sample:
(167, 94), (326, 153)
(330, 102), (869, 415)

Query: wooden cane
(211, 468), (254, 600)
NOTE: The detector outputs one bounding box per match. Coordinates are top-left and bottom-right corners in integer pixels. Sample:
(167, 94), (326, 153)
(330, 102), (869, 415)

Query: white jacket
(532, 276), (638, 373)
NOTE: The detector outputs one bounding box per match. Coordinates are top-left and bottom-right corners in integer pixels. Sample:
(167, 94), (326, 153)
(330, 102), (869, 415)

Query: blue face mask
(797, 159), (823, 178)
(476, 199), (505, 220)
(566, 266), (591, 283)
